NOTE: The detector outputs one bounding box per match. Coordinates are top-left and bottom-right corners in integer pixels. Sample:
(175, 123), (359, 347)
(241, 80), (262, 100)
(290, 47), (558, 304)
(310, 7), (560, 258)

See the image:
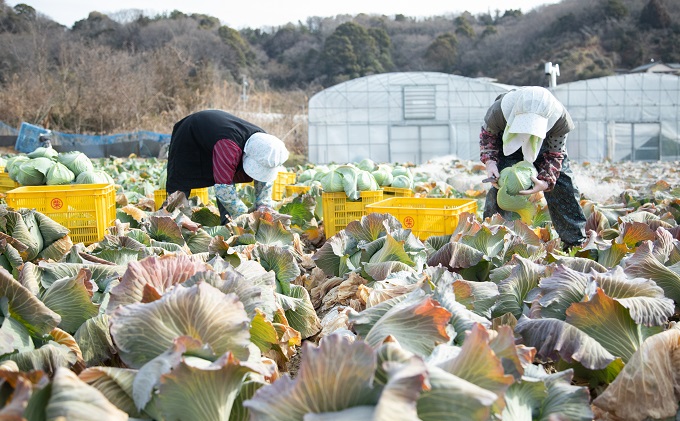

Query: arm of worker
(480, 125), (502, 165)
(214, 184), (248, 218)
(534, 133), (567, 192)
(252, 180), (275, 212)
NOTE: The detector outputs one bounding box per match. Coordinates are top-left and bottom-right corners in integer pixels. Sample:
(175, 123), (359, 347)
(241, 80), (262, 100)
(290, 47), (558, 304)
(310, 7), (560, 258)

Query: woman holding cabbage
(166, 110), (289, 225)
(479, 86), (587, 250)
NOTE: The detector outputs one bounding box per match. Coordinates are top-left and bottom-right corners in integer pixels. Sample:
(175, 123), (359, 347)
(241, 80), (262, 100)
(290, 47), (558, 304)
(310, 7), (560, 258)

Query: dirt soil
(285, 345), (303, 378)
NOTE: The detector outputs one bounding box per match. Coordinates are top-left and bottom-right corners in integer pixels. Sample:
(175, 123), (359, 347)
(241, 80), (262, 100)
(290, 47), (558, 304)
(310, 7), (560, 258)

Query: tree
(604, 0), (628, 20)
(319, 22), (387, 84)
(455, 13), (475, 38)
(424, 33), (458, 72)
(320, 33), (360, 83)
(368, 27), (394, 71)
(481, 25), (498, 38)
(639, 0), (671, 29)
(13, 3), (35, 20)
(218, 25), (254, 70)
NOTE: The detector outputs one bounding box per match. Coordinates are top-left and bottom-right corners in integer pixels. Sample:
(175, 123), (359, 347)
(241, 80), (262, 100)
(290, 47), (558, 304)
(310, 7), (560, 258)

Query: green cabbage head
(75, 170), (115, 185)
(497, 160), (537, 224)
(16, 157), (54, 185)
(46, 162), (75, 185)
(57, 151), (94, 176)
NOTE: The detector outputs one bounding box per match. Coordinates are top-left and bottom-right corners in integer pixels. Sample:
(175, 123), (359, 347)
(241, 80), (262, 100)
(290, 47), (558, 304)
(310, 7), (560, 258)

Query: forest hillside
(0, 0), (678, 156)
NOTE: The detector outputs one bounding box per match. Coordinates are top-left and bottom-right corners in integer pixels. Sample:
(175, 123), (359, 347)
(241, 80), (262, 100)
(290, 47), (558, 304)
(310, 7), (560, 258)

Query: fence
(10, 122), (171, 157)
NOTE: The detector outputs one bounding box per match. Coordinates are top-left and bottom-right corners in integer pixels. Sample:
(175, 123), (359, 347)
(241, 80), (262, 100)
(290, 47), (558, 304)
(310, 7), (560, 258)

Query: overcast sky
(9, 0), (561, 29)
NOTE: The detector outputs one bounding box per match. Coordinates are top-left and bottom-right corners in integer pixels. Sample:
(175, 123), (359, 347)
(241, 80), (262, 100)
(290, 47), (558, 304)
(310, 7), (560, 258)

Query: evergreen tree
(424, 33), (458, 72)
(639, 0), (671, 29)
(604, 0), (628, 20)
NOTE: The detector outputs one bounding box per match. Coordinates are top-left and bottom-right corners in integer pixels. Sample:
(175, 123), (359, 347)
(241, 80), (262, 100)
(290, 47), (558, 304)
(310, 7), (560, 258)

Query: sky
(8, 0), (562, 29)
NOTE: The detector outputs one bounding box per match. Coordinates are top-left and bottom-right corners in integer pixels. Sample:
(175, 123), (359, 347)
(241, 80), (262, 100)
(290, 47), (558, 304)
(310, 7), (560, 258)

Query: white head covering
(243, 133), (289, 183)
(500, 86), (563, 162)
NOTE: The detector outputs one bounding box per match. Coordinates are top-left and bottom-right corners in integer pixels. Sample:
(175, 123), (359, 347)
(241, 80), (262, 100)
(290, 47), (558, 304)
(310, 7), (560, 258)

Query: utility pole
(544, 62), (560, 88)
(241, 75), (249, 105)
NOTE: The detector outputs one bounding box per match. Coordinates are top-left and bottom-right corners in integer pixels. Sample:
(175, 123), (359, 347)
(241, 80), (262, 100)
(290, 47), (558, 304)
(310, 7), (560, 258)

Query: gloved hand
(519, 176), (549, 195)
(255, 204), (274, 214)
(485, 160), (499, 187)
(215, 184), (248, 219)
(485, 160), (499, 179)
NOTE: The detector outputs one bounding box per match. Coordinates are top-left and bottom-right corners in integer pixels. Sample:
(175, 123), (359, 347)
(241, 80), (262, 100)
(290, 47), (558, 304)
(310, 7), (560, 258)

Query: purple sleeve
(480, 127), (501, 164)
(536, 151), (564, 191)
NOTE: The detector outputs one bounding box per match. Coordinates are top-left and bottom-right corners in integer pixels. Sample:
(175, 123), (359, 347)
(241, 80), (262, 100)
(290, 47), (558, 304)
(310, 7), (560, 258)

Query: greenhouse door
(390, 125), (450, 164)
(613, 123), (660, 161)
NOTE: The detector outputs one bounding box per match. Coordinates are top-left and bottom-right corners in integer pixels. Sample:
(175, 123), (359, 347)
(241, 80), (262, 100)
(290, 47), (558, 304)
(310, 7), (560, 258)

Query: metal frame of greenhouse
(307, 72), (680, 164)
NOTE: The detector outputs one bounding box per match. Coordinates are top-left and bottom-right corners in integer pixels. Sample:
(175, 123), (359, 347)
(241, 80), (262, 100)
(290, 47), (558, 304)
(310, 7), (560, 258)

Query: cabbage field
(0, 151), (679, 421)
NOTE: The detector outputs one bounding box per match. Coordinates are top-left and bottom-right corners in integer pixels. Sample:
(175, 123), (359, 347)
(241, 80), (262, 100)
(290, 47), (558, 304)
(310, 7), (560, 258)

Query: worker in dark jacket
(480, 86), (586, 249)
(166, 110), (289, 224)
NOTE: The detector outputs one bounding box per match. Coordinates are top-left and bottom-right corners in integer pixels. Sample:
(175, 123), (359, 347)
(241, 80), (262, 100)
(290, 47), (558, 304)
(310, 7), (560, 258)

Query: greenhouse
(308, 72), (680, 164)
(552, 73), (680, 162)
(307, 72), (513, 164)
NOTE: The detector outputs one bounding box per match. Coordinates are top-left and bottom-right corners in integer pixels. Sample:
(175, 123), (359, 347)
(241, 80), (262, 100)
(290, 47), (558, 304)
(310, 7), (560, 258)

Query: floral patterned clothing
(214, 180), (274, 224)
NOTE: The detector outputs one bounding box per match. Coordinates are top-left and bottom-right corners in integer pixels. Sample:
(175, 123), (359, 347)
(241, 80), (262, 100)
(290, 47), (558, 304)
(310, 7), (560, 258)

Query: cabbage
(371, 169), (393, 186)
(16, 158), (54, 185)
(312, 170), (328, 182)
(391, 175), (412, 189)
(6, 156), (30, 181)
(159, 168), (167, 189)
(319, 170), (344, 193)
(75, 170), (115, 185)
(46, 162), (75, 185)
(57, 151), (94, 176)
(319, 165), (365, 199)
(392, 166), (413, 181)
(356, 170), (378, 191)
(497, 161), (538, 223)
(357, 158), (376, 172)
(27, 146), (58, 160)
(0, 157), (6, 167)
(297, 169), (316, 183)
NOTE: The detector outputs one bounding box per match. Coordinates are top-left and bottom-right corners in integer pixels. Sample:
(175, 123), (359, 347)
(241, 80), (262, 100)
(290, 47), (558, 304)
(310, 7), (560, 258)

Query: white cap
(243, 132), (289, 182)
(500, 87), (563, 162)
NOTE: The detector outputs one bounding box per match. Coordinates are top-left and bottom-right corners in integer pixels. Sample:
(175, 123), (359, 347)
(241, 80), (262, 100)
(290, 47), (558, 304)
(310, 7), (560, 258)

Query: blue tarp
(14, 122), (171, 156)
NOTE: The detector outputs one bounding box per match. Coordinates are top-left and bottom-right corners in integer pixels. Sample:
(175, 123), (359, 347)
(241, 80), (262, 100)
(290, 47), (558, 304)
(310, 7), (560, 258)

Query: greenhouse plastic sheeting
(14, 122), (171, 156)
(0, 121), (18, 136)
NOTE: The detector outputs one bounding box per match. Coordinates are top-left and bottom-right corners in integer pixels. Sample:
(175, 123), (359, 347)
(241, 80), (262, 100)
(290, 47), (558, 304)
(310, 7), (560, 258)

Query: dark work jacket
(166, 110), (264, 194)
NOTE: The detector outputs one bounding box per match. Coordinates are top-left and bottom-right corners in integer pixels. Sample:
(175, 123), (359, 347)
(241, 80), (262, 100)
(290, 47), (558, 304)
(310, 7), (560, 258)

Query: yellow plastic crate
(273, 171), (296, 200)
(322, 190), (384, 238)
(284, 185), (311, 197)
(6, 184), (116, 245)
(365, 197), (478, 240)
(0, 169), (20, 194)
(237, 172), (296, 200)
(382, 187), (414, 197)
(154, 188), (210, 209)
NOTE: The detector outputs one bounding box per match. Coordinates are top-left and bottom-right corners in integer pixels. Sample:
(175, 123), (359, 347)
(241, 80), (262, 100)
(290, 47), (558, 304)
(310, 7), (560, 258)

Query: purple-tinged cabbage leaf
(40, 268), (98, 333)
(349, 290), (451, 356)
(79, 366), (142, 418)
(593, 324), (680, 420)
(31, 367), (129, 420)
(244, 334), (428, 421)
(501, 365), (592, 421)
(491, 256), (548, 318)
(253, 244), (300, 294)
(109, 282), (251, 368)
(107, 254), (210, 311)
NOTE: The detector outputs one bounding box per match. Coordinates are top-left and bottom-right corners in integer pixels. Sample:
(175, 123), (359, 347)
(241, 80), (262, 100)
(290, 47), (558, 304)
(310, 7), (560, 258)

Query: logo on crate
(50, 198), (64, 210)
(403, 215), (415, 228)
